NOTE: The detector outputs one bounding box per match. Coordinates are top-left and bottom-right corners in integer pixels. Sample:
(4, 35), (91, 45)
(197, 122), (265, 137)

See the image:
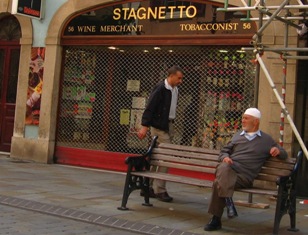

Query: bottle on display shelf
(207, 91), (217, 108)
(233, 119), (239, 131)
(230, 92), (239, 111)
(224, 78), (230, 87)
(209, 140), (214, 150)
(218, 77), (224, 87)
(238, 53), (246, 69)
(224, 92), (231, 110)
(218, 92), (224, 110)
(205, 91), (212, 107)
(206, 75), (212, 84)
(212, 76), (218, 86)
(223, 55), (229, 69)
(237, 94), (244, 111)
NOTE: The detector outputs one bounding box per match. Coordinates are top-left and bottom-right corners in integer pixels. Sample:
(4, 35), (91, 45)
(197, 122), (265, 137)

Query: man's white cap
(244, 108), (261, 119)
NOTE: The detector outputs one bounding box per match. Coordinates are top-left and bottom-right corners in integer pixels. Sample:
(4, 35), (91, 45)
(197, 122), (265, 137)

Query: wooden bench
(118, 136), (303, 235)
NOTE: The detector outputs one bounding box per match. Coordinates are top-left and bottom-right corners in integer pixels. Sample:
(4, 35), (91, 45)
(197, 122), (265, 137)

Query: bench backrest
(152, 143), (296, 187)
(151, 143), (220, 175)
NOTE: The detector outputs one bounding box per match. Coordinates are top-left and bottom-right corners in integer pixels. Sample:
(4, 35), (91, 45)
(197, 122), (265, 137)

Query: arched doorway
(0, 14), (21, 152)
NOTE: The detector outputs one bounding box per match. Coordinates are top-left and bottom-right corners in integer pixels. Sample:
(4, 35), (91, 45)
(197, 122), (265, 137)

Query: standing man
(204, 108), (288, 231)
(138, 65), (184, 202)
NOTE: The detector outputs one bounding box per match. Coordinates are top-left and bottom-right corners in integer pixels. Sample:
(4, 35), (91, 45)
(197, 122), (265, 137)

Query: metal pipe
(217, 5), (308, 12)
(246, 0), (252, 21)
(279, 13), (289, 147)
(224, 0), (229, 9)
(253, 0), (290, 41)
(253, 0), (265, 108)
(247, 16), (307, 21)
(260, 10), (302, 30)
(282, 56), (308, 60)
(242, 47), (308, 52)
(256, 53), (308, 160)
(262, 5), (308, 10)
(266, 56), (308, 60)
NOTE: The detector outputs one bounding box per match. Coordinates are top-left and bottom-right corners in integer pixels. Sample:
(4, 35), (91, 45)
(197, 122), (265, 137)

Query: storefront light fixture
(108, 46), (117, 50)
(143, 50), (149, 53)
(168, 50), (174, 53)
(219, 50), (228, 53)
(154, 47), (161, 50)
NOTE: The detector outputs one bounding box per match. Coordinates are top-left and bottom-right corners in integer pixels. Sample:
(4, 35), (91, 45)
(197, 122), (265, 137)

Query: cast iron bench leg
(117, 173), (132, 210)
(142, 177), (153, 207)
(287, 189), (299, 232)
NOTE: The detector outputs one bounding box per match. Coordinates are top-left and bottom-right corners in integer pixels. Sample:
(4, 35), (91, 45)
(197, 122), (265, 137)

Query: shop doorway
(0, 15), (21, 152)
(295, 49), (308, 198)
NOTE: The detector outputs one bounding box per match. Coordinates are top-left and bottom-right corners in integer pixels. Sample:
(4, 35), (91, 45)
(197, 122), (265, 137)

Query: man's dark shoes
(225, 197), (238, 218)
(204, 215), (222, 231)
(156, 192), (173, 202)
(140, 187), (156, 198)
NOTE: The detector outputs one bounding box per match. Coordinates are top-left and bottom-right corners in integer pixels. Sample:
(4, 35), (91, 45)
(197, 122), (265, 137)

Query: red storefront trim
(55, 146), (215, 181)
(55, 146), (132, 172)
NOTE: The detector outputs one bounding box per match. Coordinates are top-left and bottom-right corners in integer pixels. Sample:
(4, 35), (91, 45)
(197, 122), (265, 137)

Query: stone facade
(0, 0), (300, 162)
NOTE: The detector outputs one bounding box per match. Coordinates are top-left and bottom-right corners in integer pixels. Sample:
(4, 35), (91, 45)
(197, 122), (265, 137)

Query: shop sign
(12, 0), (44, 20)
(63, 1), (256, 36)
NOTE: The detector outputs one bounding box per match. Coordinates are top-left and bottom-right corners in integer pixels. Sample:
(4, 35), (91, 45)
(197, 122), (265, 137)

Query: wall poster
(25, 47), (45, 125)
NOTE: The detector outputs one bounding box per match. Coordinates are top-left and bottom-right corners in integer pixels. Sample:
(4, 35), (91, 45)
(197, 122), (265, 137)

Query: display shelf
(199, 58), (248, 149)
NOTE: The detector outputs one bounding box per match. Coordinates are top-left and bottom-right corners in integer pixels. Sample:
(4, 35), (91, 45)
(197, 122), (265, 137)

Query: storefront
(54, 0), (258, 171)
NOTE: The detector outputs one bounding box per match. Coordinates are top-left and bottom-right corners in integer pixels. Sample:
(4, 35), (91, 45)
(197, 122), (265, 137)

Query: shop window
(57, 46), (256, 154)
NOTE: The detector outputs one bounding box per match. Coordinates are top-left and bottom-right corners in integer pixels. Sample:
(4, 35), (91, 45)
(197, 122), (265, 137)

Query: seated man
(204, 108), (288, 231)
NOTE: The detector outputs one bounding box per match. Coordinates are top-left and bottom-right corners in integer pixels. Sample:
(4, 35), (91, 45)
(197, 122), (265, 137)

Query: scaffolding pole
(242, 48), (308, 52)
(218, 0), (308, 159)
(217, 5), (308, 12)
(248, 16), (307, 21)
(253, 0), (290, 41)
(256, 53), (308, 159)
(280, 13), (289, 147)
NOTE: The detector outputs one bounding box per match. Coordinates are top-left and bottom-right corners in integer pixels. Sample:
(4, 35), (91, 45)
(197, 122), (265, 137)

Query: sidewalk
(0, 155), (307, 235)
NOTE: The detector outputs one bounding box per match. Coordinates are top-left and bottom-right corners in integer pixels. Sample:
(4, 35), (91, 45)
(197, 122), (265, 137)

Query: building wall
(254, 0), (298, 155)
(1, 0), (299, 162)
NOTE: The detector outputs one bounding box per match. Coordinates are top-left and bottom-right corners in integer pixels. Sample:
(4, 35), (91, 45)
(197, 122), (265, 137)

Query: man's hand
(137, 126), (148, 139)
(270, 147), (280, 157)
(222, 156), (233, 164)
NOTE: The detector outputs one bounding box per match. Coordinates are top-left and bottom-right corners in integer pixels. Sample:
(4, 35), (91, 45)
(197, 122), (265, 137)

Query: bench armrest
(124, 136), (158, 172)
(276, 150), (303, 185)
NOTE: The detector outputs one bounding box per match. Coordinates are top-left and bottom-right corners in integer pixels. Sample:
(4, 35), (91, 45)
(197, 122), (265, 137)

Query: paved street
(0, 155), (307, 235)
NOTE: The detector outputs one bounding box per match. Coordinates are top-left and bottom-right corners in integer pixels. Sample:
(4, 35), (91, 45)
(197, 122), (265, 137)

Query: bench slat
(158, 143), (220, 155)
(266, 157), (295, 164)
(131, 172), (213, 187)
(259, 168), (292, 177)
(263, 160), (295, 170)
(151, 160), (217, 174)
(151, 154), (219, 167)
(255, 174), (280, 182)
(237, 188), (278, 196)
(152, 149), (219, 161)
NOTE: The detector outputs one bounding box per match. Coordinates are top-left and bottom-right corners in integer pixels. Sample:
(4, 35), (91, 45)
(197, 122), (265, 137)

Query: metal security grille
(57, 45), (256, 153)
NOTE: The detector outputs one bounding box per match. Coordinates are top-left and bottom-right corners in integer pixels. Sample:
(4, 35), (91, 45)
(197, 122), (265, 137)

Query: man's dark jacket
(141, 80), (173, 131)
